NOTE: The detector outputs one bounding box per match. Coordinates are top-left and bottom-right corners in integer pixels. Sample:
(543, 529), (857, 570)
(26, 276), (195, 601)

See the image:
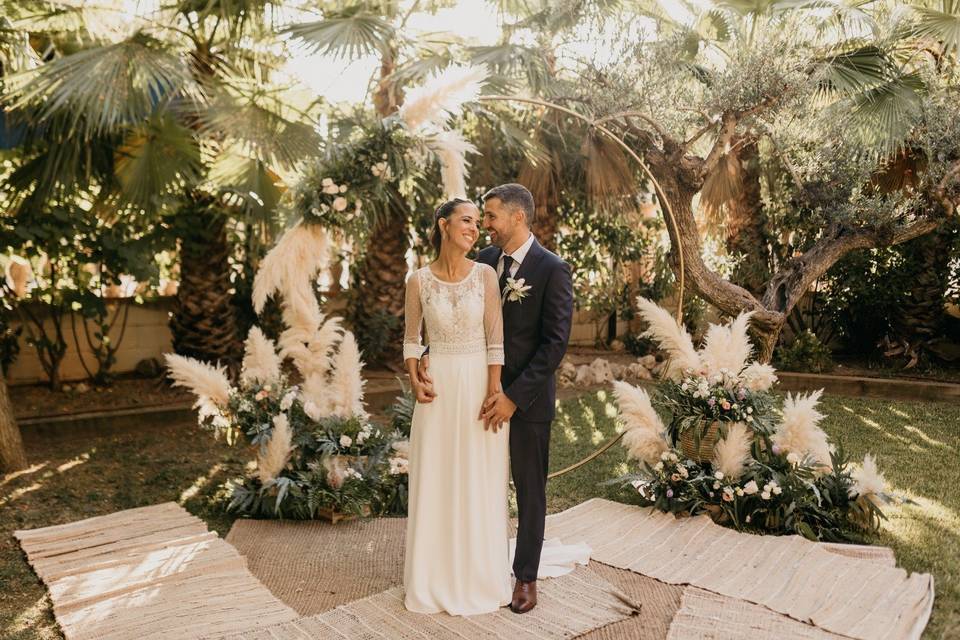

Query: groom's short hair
(482, 183), (535, 226)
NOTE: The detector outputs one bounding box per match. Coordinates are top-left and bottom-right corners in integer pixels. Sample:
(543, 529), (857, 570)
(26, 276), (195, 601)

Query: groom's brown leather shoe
(510, 579), (537, 613)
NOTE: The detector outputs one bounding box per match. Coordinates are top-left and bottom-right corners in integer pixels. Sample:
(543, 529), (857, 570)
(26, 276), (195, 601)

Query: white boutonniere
(502, 277), (532, 304)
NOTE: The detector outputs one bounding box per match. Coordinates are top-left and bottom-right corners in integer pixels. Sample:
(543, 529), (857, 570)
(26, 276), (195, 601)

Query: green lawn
(2, 390), (957, 639)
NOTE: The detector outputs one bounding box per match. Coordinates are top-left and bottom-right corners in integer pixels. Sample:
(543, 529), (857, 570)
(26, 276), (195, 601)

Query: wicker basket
(679, 421), (722, 463)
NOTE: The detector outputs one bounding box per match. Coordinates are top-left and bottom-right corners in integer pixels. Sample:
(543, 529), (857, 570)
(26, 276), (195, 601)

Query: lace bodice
(403, 262), (504, 364)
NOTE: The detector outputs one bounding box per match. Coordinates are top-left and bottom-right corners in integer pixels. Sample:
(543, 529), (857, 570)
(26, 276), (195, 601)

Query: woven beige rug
(227, 516), (684, 640)
(545, 499), (935, 640)
(213, 564), (639, 640)
(14, 502), (299, 640)
(666, 536), (901, 639)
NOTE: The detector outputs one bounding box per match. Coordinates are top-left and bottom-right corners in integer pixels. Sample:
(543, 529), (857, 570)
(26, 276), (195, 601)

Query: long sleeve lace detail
(401, 263), (502, 360)
(403, 271), (427, 361)
(482, 265), (505, 365)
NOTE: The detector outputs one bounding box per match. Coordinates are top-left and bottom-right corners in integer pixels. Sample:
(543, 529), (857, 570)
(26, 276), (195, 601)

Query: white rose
(786, 452), (800, 465)
(735, 487), (744, 497)
(323, 184), (339, 195)
(280, 391), (297, 411)
(743, 480), (759, 495)
(713, 481), (721, 490)
(654, 462), (664, 472)
(761, 491), (771, 500)
(715, 471), (725, 480)
(332, 196), (348, 212)
(339, 184), (347, 193)
(321, 177), (333, 186)
(660, 451), (671, 461)
(339, 434), (352, 448)
(773, 486), (782, 495)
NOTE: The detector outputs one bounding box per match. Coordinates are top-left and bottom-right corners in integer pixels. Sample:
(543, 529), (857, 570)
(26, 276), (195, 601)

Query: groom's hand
(481, 392), (516, 431)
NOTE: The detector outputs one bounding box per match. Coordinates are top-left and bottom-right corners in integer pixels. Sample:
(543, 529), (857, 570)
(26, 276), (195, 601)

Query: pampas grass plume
(712, 422), (753, 481)
(327, 330), (366, 418)
(164, 353), (231, 409)
(252, 222), (329, 315)
(241, 326), (282, 386)
(849, 453), (886, 498)
(612, 380), (670, 465)
(773, 390), (832, 470)
(399, 64), (487, 131)
(699, 312), (754, 376)
(742, 362), (778, 391)
(635, 297), (701, 379)
(429, 128), (477, 198)
(257, 414), (293, 484)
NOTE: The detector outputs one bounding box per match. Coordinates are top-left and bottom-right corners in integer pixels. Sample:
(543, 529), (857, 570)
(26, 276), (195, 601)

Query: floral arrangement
(165, 223), (409, 520)
(289, 64), (488, 238)
(612, 297), (904, 542)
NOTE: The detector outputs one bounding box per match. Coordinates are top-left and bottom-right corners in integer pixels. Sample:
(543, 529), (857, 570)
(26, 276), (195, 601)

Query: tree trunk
(648, 147), (786, 362)
(725, 140), (769, 295)
(349, 50), (411, 367)
(170, 195), (241, 372)
(0, 375), (27, 473)
(349, 203), (409, 367)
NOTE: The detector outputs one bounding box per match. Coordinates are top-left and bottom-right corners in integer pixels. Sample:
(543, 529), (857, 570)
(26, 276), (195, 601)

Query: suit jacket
(478, 238), (574, 422)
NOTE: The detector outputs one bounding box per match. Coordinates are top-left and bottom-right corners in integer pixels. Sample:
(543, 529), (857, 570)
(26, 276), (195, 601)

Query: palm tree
(1, 0), (323, 370)
(575, 0), (960, 360)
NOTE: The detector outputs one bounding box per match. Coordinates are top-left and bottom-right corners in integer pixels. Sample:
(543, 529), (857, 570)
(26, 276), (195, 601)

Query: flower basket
(317, 504), (371, 524)
(679, 421), (722, 463)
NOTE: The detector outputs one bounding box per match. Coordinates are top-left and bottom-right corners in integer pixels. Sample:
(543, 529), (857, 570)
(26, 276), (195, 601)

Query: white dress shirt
(497, 232), (535, 279)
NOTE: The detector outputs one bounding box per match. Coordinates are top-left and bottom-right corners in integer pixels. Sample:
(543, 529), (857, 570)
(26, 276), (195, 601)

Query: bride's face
(440, 203), (481, 252)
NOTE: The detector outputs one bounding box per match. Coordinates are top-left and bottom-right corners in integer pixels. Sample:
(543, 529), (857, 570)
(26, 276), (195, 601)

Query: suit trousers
(509, 416), (551, 582)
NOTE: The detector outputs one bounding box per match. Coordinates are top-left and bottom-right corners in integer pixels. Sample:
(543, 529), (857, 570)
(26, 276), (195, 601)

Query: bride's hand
(412, 376), (437, 404)
(481, 383), (503, 431)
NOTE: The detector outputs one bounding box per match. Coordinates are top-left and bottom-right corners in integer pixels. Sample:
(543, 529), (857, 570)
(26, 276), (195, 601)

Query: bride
(402, 197), (512, 616)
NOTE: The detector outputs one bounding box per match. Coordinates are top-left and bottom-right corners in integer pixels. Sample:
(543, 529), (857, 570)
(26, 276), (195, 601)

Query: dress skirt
(403, 349), (512, 615)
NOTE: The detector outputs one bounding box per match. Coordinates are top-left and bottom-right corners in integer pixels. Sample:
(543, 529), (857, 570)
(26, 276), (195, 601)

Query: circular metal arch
(476, 94), (685, 479)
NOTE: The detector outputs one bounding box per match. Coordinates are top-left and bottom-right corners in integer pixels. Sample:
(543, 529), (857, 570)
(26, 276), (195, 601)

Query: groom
(420, 183), (574, 613)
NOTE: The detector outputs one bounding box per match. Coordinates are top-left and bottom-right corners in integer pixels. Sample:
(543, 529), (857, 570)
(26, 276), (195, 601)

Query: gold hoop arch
(476, 94), (686, 479)
(476, 95), (685, 322)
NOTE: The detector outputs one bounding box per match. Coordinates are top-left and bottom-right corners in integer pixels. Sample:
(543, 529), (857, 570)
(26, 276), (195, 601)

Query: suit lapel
(513, 237), (545, 284)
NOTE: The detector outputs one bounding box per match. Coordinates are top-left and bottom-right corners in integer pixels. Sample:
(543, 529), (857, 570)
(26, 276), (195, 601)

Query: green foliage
(775, 329), (835, 373)
(657, 372), (778, 444)
(217, 377), (409, 519)
(387, 380), (415, 438)
(0, 306), (21, 376)
(615, 433), (893, 542)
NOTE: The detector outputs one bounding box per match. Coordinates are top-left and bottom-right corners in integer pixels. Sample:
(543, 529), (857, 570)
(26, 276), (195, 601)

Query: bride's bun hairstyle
(430, 198), (472, 253)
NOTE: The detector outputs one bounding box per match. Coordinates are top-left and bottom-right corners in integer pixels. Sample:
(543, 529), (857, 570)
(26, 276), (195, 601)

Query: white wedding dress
(402, 262), (512, 615)
(402, 260), (592, 617)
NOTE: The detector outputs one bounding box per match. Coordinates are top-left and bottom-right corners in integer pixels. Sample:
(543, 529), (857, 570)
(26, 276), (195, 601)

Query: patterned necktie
(499, 255), (514, 293)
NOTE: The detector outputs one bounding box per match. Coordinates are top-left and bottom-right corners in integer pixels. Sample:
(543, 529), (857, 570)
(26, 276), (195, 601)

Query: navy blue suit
(477, 238), (574, 582)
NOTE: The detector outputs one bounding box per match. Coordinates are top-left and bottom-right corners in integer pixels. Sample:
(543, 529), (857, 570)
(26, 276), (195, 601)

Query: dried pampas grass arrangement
(326, 331), (366, 418)
(699, 312), (754, 377)
(773, 390), (832, 470)
(635, 297), (701, 379)
(241, 326), (282, 386)
(741, 362), (778, 391)
(164, 353), (231, 412)
(252, 222), (330, 317)
(712, 422), (753, 481)
(428, 128), (477, 199)
(612, 380), (670, 465)
(257, 414), (294, 484)
(849, 453), (886, 500)
(399, 64), (487, 132)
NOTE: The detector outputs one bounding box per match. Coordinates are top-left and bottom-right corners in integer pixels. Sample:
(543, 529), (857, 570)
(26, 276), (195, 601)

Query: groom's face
(482, 198), (522, 249)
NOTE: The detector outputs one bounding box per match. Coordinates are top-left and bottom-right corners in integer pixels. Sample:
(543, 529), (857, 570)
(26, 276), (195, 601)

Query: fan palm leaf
(909, 4), (960, 57)
(284, 9), (394, 59)
(3, 32), (200, 140)
(115, 113), (201, 206)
